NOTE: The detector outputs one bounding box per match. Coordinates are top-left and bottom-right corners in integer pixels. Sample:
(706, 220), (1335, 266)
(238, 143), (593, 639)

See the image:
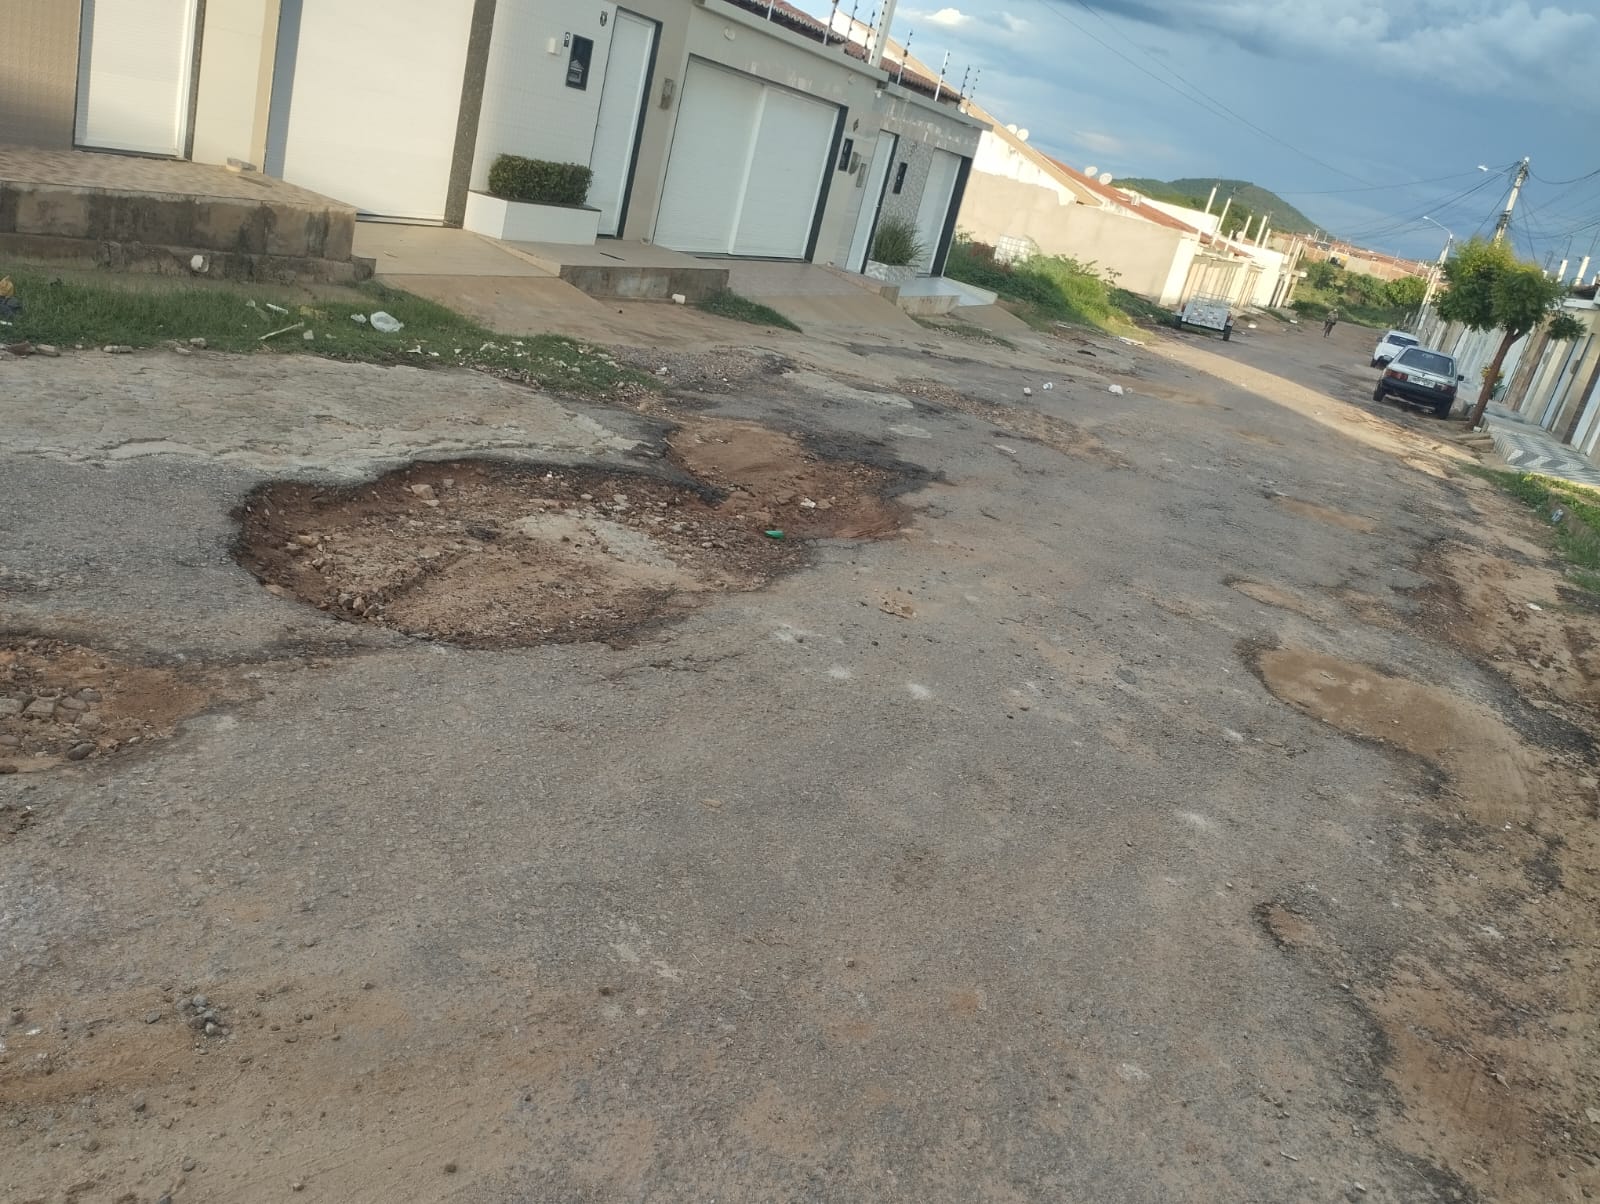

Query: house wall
(191, 0), (279, 169)
(0, 0), (81, 149)
(469, 2), (618, 193)
(971, 129), (1082, 204)
(959, 168), (1199, 305)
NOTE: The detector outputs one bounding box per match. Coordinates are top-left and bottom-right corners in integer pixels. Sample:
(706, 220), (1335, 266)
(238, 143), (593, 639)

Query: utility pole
(1492, 157), (1529, 245)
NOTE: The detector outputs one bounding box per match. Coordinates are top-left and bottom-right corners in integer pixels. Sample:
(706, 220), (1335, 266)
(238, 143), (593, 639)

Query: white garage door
(914, 149), (963, 274)
(654, 60), (838, 259)
(75, 0), (199, 156)
(265, 0), (472, 220)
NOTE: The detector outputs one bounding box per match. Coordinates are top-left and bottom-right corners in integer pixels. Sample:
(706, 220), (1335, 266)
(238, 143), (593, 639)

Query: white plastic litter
(350, 313), (368, 325)
(265, 302), (289, 315)
(671, 293), (687, 305)
(189, 254), (207, 273)
(1042, 381), (1054, 390)
(302, 329), (315, 341)
(1527, 602), (1543, 611)
(369, 311), (404, 333)
(1022, 387), (1033, 396)
(1248, 322), (1258, 329)
(1117, 336), (1146, 347)
(1108, 384), (1126, 395)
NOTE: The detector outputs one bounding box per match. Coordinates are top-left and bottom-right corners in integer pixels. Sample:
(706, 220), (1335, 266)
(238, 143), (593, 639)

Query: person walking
(1322, 308), (1340, 338)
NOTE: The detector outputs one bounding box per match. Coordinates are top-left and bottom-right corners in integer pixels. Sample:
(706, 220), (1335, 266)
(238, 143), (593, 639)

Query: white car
(1371, 329), (1420, 368)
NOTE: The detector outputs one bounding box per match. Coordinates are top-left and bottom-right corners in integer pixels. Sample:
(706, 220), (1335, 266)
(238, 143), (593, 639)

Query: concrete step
(0, 232), (374, 285)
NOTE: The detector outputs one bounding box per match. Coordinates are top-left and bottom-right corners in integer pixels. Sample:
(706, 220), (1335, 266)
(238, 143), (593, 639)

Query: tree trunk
(1465, 331), (1519, 428)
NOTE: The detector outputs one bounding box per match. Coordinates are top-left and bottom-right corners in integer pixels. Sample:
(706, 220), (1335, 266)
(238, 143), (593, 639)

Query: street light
(1420, 216), (1454, 309)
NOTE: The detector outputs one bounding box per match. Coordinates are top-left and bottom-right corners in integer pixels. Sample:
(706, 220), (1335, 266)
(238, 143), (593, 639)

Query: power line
(1276, 168), (1506, 197)
(1531, 165), (1600, 187)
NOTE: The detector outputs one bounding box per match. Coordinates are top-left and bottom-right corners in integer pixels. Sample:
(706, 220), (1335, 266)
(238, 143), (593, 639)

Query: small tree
(1385, 275), (1427, 310)
(1303, 260), (1342, 291)
(1437, 239), (1582, 427)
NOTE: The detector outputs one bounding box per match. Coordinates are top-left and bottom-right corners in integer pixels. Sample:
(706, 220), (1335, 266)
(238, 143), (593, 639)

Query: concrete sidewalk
(1483, 403), (1600, 489)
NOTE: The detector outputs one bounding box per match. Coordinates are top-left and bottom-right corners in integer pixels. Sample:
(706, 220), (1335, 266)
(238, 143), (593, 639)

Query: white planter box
(463, 191), (599, 245)
(865, 260), (919, 284)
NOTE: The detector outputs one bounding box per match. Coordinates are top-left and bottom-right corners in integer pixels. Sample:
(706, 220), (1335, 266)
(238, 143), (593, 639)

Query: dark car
(1373, 346), (1463, 417)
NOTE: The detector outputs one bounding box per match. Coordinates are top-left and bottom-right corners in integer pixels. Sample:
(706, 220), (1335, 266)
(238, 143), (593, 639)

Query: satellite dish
(1006, 123), (1018, 133)
(1084, 165), (1098, 178)
(1099, 172), (1113, 185)
(1016, 128), (1030, 141)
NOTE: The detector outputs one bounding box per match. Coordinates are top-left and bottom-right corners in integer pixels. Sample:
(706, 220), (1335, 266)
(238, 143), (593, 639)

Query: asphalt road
(1, 309), (1586, 1203)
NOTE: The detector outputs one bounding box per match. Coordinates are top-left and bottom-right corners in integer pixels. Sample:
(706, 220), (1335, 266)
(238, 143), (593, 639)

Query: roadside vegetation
(1467, 465), (1600, 589)
(1288, 259), (1426, 328)
(946, 237), (1149, 335)
(0, 267), (650, 396)
(696, 288), (802, 332)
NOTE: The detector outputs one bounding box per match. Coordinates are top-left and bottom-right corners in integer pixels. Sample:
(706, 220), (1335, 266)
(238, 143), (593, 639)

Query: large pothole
(233, 418), (921, 648)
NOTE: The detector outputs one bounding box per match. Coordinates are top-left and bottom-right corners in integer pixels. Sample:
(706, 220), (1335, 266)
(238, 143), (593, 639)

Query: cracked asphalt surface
(2, 310), (1596, 1203)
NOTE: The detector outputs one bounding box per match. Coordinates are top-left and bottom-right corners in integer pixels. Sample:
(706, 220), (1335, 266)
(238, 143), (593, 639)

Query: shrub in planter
(871, 216), (925, 268)
(487, 155), (593, 207)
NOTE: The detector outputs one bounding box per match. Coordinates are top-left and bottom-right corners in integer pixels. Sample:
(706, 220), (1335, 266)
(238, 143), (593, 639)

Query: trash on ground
(1550, 508), (1565, 524)
(878, 594), (916, 619)
(764, 529), (785, 540)
(1022, 387), (1033, 396)
(259, 322), (305, 342)
(1527, 602), (1543, 611)
(1042, 381), (1054, 390)
(189, 254), (207, 273)
(368, 311), (404, 333)
(671, 293), (687, 305)
(351, 313), (368, 325)
(1117, 336), (1145, 347)
(1108, 384), (1126, 395)
(302, 329), (315, 341)
(102, 344), (133, 354)
(264, 302), (289, 315)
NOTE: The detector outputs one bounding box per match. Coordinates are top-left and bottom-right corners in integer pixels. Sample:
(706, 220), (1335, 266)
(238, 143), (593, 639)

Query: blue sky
(790, 0), (1600, 265)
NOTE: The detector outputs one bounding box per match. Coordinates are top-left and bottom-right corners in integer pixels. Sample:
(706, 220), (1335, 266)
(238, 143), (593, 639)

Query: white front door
(589, 9), (656, 237)
(654, 59), (839, 259)
(265, 0), (473, 220)
(847, 133), (897, 273)
(75, 0), (198, 156)
(914, 149), (962, 274)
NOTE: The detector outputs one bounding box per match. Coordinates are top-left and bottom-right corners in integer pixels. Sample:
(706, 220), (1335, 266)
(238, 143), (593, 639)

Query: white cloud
(922, 7), (973, 27)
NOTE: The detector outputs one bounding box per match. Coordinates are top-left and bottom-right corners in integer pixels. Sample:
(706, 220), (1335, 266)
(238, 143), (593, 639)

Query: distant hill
(1116, 177), (1321, 236)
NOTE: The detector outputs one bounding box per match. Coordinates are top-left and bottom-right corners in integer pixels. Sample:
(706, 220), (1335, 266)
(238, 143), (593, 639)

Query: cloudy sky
(790, 0), (1600, 264)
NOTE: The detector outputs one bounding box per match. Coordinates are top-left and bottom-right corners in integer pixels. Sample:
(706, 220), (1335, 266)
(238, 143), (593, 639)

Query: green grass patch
(1464, 464), (1600, 581)
(945, 238), (1144, 336)
(0, 268), (650, 397)
(695, 289), (801, 332)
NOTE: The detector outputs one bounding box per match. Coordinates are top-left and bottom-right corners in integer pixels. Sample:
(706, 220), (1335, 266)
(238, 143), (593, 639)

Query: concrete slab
(952, 304), (1033, 335)
(492, 239), (726, 303)
(723, 260), (875, 299)
(756, 291), (923, 333)
(0, 145), (366, 282)
(384, 274), (619, 341)
(356, 224), (553, 278)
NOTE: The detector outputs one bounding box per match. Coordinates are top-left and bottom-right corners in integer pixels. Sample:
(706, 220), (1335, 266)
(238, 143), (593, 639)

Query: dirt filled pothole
(0, 639), (229, 775)
(233, 419), (922, 648)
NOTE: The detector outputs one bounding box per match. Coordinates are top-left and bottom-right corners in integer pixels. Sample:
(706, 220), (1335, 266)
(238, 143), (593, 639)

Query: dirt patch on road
(897, 378), (1127, 466)
(234, 421), (917, 648)
(1252, 646), (1541, 825)
(1417, 540), (1600, 713)
(1227, 577), (1323, 619)
(1251, 640), (1600, 1202)
(0, 639), (226, 776)
(1273, 496), (1377, 533)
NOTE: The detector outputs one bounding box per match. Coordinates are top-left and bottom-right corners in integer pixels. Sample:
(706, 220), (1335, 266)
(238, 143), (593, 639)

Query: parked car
(1371, 329), (1420, 367)
(1373, 346), (1464, 416)
(1172, 294), (1234, 340)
